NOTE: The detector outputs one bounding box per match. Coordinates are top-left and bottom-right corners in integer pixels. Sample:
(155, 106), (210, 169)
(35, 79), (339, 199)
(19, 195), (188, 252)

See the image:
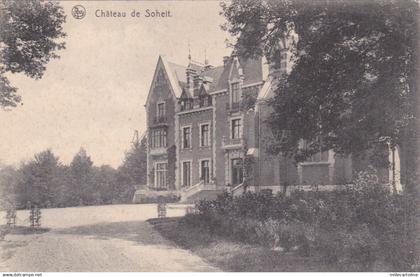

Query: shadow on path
(54, 220), (171, 246)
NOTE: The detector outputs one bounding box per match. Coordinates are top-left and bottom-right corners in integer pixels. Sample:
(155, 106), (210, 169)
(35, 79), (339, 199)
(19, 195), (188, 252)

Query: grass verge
(147, 217), (337, 272)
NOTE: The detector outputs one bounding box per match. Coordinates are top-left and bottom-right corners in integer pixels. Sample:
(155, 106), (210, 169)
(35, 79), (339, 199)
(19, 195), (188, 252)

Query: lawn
(148, 217), (338, 272)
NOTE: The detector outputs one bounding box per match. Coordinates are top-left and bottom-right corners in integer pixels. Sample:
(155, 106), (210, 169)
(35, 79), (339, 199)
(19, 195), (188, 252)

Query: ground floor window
(182, 161), (191, 187)
(200, 160), (210, 183)
(155, 162), (167, 189)
(231, 158), (243, 186)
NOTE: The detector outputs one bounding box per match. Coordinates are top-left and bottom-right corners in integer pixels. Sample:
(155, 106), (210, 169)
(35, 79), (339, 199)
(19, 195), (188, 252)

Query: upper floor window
(231, 82), (241, 104)
(199, 95), (212, 108)
(231, 118), (242, 139)
(200, 124), (210, 147)
(151, 129), (167, 148)
(157, 102), (166, 117)
(182, 126), (191, 149)
(180, 99), (193, 111)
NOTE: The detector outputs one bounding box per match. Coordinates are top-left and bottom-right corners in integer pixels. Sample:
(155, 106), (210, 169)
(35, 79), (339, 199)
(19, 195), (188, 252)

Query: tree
(116, 136), (147, 202)
(0, 165), (18, 209)
(0, 0), (66, 108)
(15, 149), (61, 208)
(69, 148), (95, 205)
(221, 0), (418, 165)
(92, 165), (117, 205)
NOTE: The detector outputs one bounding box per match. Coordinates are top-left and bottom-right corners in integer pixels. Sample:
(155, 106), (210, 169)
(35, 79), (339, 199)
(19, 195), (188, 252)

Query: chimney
(193, 74), (203, 97)
(223, 56), (229, 67)
(186, 65), (196, 94)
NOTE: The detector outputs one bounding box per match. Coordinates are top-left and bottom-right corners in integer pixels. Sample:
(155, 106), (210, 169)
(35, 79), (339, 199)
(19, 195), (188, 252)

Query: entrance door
(231, 158), (243, 186)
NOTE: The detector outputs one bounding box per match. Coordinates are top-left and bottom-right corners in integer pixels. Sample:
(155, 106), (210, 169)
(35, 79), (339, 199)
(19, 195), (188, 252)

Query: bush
(190, 170), (418, 271)
(132, 191), (180, 204)
(314, 224), (380, 271)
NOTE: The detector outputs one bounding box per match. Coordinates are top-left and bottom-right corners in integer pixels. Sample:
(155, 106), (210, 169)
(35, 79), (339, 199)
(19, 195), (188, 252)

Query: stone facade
(142, 51), (401, 198)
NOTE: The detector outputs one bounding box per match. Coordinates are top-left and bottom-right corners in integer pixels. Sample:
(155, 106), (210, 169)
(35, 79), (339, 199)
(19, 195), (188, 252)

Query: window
(157, 102), (165, 117)
(151, 129), (167, 148)
(186, 99), (193, 110)
(182, 161), (191, 187)
(200, 160), (210, 183)
(182, 126), (191, 149)
(231, 158), (243, 186)
(155, 163), (167, 189)
(200, 124), (210, 147)
(200, 96), (212, 107)
(181, 99), (193, 111)
(231, 82), (241, 104)
(231, 119), (242, 139)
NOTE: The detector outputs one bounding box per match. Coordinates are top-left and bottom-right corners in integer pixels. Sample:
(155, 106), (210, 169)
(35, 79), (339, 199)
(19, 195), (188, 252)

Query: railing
(181, 181), (204, 201)
(153, 115), (167, 124)
(134, 185), (148, 191)
(148, 186), (169, 191)
(222, 137), (246, 148)
(230, 183), (245, 197)
(181, 180), (218, 202)
(149, 147), (167, 156)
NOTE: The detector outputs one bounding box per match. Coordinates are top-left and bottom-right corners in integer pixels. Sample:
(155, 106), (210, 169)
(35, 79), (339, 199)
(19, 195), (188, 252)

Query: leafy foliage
(189, 173), (418, 271)
(15, 149), (62, 207)
(221, 0), (419, 162)
(0, 0), (66, 108)
(115, 136), (147, 203)
(0, 142), (148, 208)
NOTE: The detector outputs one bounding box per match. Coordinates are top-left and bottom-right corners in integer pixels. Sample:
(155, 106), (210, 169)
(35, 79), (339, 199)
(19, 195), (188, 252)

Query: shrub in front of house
(188, 170), (418, 271)
(133, 191), (180, 204)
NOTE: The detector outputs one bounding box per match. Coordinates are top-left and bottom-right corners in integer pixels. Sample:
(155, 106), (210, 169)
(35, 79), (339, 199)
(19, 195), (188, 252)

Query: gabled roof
(212, 56), (264, 92)
(180, 87), (192, 99)
(145, 56), (185, 107)
(167, 61), (187, 85)
(147, 53), (266, 104)
(198, 84), (208, 96)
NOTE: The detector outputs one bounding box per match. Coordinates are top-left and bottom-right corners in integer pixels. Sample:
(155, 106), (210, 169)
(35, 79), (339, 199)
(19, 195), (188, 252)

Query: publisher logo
(72, 5), (86, 19)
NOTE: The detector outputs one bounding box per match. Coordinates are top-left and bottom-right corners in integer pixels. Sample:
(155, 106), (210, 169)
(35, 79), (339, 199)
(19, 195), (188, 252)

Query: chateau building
(137, 46), (402, 202)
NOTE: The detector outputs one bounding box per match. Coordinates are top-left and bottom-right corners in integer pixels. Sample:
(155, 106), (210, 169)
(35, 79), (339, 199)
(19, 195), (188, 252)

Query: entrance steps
(180, 181), (224, 203)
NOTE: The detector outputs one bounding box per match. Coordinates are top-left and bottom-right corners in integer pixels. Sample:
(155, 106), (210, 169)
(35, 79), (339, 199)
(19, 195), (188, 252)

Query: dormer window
(180, 99), (193, 111)
(231, 82), (241, 104)
(199, 95), (212, 108)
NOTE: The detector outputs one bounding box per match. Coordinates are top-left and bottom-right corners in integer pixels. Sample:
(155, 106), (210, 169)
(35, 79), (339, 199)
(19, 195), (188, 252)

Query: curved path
(0, 204), (218, 272)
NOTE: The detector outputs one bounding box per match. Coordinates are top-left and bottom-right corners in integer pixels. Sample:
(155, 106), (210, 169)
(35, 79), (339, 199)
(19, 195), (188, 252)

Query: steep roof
(210, 56), (264, 92)
(160, 54), (265, 97)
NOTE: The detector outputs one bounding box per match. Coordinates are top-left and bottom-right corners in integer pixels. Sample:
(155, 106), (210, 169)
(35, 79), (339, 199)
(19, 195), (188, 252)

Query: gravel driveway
(0, 204), (218, 272)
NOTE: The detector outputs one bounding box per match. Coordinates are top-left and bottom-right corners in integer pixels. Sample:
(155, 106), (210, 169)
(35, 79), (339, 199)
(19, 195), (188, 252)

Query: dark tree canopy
(222, 0), (419, 162)
(0, 0), (66, 108)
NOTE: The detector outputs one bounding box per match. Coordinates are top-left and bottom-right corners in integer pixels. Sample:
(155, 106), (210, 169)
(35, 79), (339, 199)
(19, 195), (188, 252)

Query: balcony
(151, 115), (168, 126)
(149, 147), (167, 156)
(222, 137), (246, 150)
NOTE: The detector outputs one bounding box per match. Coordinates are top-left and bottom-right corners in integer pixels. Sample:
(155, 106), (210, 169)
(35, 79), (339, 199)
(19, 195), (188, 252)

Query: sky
(0, 0), (232, 168)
